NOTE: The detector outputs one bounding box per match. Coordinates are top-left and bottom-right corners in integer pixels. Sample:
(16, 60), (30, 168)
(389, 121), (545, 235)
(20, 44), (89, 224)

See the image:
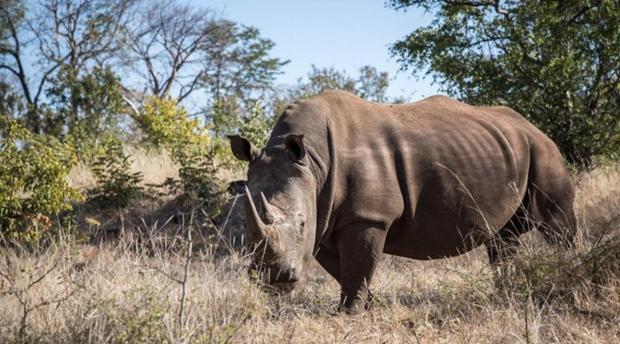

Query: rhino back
(312, 91), (541, 258)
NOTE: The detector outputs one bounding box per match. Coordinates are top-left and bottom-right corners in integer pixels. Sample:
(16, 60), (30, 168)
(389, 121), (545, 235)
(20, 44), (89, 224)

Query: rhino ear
(285, 134), (306, 162)
(228, 135), (260, 162)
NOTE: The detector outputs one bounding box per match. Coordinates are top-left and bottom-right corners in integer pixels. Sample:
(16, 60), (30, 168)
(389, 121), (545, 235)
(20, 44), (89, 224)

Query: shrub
(138, 97), (208, 150)
(138, 97), (224, 209)
(237, 102), (274, 148)
(211, 96), (274, 147)
(0, 117), (81, 242)
(88, 136), (144, 209)
(162, 143), (224, 211)
(210, 97), (275, 171)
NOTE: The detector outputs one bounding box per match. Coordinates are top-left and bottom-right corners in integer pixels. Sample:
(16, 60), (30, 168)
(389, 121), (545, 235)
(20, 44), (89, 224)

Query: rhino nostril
(287, 266), (300, 282)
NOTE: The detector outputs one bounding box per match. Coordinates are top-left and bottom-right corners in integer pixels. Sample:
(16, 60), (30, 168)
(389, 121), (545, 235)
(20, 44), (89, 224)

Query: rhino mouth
(256, 272), (301, 287)
(251, 275), (300, 293)
(248, 264), (300, 291)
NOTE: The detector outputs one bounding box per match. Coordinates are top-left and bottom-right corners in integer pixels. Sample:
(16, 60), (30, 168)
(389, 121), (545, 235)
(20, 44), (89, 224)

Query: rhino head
(229, 134), (317, 288)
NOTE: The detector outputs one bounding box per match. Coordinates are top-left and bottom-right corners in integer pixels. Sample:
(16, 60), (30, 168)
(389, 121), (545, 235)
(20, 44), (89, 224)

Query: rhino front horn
(259, 192), (276, 225)
(244, 186), (267, 239)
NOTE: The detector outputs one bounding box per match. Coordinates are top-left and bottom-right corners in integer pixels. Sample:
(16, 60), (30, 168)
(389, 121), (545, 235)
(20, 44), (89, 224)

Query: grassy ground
(1, 155), (618, 343)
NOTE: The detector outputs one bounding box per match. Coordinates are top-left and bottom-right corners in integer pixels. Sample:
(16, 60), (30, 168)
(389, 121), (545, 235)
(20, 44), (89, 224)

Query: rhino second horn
(244, 186), (267, 238)
(260, 192), (276, 225)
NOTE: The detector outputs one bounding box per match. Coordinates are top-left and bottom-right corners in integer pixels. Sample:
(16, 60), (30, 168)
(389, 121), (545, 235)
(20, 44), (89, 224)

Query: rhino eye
(293, 219), (305, 239)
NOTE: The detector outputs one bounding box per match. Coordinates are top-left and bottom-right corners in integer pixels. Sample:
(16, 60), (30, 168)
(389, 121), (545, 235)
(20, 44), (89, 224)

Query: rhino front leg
(314, 245), (341, 282)
(336, 224), (386, 313)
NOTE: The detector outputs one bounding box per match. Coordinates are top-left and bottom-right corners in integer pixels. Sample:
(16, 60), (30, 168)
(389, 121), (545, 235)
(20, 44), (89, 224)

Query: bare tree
(200, 25), (287, 103)
(121, 0), (287, 116)
(0, 0), (136, 132)
(0, 1), (33, 112)
(122, 0), (233, 103)
(2, 0), (286, 132)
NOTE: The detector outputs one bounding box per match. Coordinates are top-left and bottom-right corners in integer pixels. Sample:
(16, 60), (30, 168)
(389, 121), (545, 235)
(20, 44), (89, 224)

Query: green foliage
(237, 103), (274, 147)
(211, 97), (275, 146)
(138, 97), (223, 208)
(46, 66), (126, 145)
(0, 117), (81, 241)
(0, 79), (22, 117)
(89, 136), (144, 209)
(166, 144), (224, 210)
(139, 97), (208, 150)
(201, 22), (289, 153)
(390, 0), (620, 167)
(203, 25), (289, 102)
(0, 1), (26, 118)
(0, 0), (25, 52)
(289, 64), (390, 102)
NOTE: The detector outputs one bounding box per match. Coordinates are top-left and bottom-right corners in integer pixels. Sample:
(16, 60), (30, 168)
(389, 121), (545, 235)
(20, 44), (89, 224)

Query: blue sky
(196, 0), (440, 100)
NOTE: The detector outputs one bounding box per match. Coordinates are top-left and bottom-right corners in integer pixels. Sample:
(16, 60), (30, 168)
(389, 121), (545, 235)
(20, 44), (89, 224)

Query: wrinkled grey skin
(229, 91), (576, 313)
(229, 133), (317, 286)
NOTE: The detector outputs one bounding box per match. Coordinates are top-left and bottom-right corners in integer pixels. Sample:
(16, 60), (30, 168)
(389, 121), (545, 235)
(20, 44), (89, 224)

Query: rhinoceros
(228, 90), (576, 312)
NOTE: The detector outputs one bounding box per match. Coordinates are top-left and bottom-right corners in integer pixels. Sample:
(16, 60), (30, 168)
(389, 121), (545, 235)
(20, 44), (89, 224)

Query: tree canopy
(0, 0), (287, 142)
(390, 0), (620, 167)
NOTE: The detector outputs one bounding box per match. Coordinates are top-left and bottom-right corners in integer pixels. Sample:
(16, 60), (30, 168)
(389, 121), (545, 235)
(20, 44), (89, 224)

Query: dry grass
(2, 163), (619, 343)
(65, 148), (179, 192)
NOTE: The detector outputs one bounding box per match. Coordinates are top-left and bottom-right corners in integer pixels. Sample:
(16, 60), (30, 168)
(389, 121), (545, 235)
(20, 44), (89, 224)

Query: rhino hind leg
(530, 181), (577, 249)
(486, 205), (532, 264)
(486, 176), (576, 266)
(528, 147), (578, 250)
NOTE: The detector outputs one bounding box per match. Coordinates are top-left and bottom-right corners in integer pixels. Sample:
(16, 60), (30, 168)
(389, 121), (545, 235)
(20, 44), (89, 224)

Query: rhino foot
(338, 288), (374, 314)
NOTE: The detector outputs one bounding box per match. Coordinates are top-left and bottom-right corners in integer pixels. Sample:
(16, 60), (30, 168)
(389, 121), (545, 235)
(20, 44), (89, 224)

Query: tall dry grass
(1, 162), (619, 343)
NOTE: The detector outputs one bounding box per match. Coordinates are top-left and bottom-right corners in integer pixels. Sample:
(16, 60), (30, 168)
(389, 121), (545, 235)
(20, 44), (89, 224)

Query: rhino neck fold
(313, 116), (336, 250)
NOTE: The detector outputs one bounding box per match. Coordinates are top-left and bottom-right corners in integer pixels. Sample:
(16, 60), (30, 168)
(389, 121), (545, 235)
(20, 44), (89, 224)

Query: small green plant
(89, 136), (144, 209)
(164, 145), (224, 210)
(0, 117), (81, 242)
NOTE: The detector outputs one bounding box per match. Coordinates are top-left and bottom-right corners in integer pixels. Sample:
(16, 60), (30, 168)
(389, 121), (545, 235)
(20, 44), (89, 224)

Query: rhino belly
(384, 151), (527, 259)
(384, 216), (500, 260)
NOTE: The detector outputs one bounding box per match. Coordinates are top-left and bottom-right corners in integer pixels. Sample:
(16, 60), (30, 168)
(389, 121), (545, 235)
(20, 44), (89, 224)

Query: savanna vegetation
(0, 0), (618, 342)
(389, 0), (620, 167)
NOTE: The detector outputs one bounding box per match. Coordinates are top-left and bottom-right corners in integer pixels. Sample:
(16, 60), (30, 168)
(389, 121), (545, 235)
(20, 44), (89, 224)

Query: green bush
(138, 97), (209, 150)
(210, 96), (275, 171)
(138, 97), (224, 209)
(211, 96), (274, 147)
(88, 136), (144, 209)
(163, 144), (224, 211)
(0, 117), (81, 242)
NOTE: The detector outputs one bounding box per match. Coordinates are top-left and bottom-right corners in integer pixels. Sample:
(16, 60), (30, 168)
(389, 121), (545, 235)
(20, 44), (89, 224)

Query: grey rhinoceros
(228, 90), (576, 312)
